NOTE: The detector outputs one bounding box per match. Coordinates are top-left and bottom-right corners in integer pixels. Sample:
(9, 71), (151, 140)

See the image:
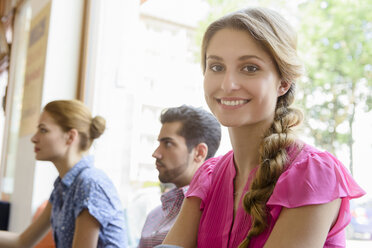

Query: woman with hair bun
(160, 7), (365, 248)
(0, 99), (127, 247)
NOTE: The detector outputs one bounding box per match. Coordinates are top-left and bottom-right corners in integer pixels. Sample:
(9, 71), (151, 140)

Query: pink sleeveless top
(186, 143), (365, 247)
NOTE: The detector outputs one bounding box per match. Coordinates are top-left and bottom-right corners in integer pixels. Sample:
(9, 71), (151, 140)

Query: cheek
(204, 90), (215, 114)
(255, 78), (278, 99)
(46, 136), (65, 149)
(262, 90), (279, 113)
(203, 77), (217, 101)
(203, 78), (211, 94)
(174, 149), (189, 163)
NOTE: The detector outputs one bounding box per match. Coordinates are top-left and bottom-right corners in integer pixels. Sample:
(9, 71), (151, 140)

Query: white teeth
(220, 100), (247, 106)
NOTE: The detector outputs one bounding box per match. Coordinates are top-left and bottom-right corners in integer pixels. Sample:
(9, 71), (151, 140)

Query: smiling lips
(217, 98), (250, 107)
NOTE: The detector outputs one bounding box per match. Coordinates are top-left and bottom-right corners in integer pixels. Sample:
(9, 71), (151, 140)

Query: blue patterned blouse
(49, 156), (127, 247)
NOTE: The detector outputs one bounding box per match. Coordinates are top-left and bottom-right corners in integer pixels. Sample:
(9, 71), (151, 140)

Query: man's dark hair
(160, 105), (221, 160)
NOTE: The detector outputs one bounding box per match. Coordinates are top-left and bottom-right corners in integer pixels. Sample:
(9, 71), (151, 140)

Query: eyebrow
(206, 54), (265, 62)
(38, 123), (46, 128)
(158, 137), (174, 142)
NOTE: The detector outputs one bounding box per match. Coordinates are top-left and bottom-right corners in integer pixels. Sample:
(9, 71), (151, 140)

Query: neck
(174, 170), (194, 188)
(174, 160), (204, 188)
(53, 152), (84, 178)
(228, 122), (271, 175)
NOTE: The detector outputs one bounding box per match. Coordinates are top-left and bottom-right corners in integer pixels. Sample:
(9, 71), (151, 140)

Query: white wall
(6, 0), (84, 231)
(32, 0), (84, 216)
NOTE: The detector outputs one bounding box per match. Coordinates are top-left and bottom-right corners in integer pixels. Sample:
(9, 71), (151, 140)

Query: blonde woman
(0, 100), (127, 247)
(160, 7), (365, 248)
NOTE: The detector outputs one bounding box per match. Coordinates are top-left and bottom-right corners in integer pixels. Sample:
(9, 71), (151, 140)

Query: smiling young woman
(203, 28), (283, 129)
(158, 7), (365, 248)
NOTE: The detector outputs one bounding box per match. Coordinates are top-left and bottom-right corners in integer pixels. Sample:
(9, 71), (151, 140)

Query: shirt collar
(161, 185), (189, 210)
(59, 156), (93, 187)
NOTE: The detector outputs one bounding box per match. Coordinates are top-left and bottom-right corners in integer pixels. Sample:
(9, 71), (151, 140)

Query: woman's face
(204, 28), (287, 128)
(31, 111), (69, 162)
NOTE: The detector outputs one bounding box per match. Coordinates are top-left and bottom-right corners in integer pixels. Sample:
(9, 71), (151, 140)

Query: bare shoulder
(264, 199), (341, 248)
(162, 197), (202, 248)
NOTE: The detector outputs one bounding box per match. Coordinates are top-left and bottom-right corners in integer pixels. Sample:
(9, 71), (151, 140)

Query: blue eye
(210, 64), (224, 72)
(39, 128), (48, 133)
(242, 65), (259, 72)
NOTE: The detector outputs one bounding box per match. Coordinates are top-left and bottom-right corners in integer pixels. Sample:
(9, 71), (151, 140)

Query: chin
(218, 118), (248, 127)
(158, 175), (171, 184)
(35, 155), (47, 161)
(217, 113), (270, 128)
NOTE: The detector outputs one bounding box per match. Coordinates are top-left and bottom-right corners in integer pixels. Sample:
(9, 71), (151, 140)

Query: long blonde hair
(201, 7), (303, 246)
(44, 100), (106, 151)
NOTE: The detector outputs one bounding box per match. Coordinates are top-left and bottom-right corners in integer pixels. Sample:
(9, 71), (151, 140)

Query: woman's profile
(0, 99), (127, 247)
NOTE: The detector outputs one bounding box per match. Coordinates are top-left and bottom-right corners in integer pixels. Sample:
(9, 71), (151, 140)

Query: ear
(65, 128), (79, 145)
(277, 80), (292, 97)
(193, 143), (208, 163)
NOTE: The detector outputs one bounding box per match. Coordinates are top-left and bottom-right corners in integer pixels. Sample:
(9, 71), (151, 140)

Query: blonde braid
(238, 90), (303, 247)
(200, 7), (304, 246)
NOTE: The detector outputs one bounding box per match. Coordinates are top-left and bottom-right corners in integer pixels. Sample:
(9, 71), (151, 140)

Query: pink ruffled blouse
(185, 143), (365, 248)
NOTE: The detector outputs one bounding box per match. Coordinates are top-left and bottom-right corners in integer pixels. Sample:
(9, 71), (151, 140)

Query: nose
(221, 69), (240, 92)
(152, 146), (162, 159)
(31, 133), (38, 144)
